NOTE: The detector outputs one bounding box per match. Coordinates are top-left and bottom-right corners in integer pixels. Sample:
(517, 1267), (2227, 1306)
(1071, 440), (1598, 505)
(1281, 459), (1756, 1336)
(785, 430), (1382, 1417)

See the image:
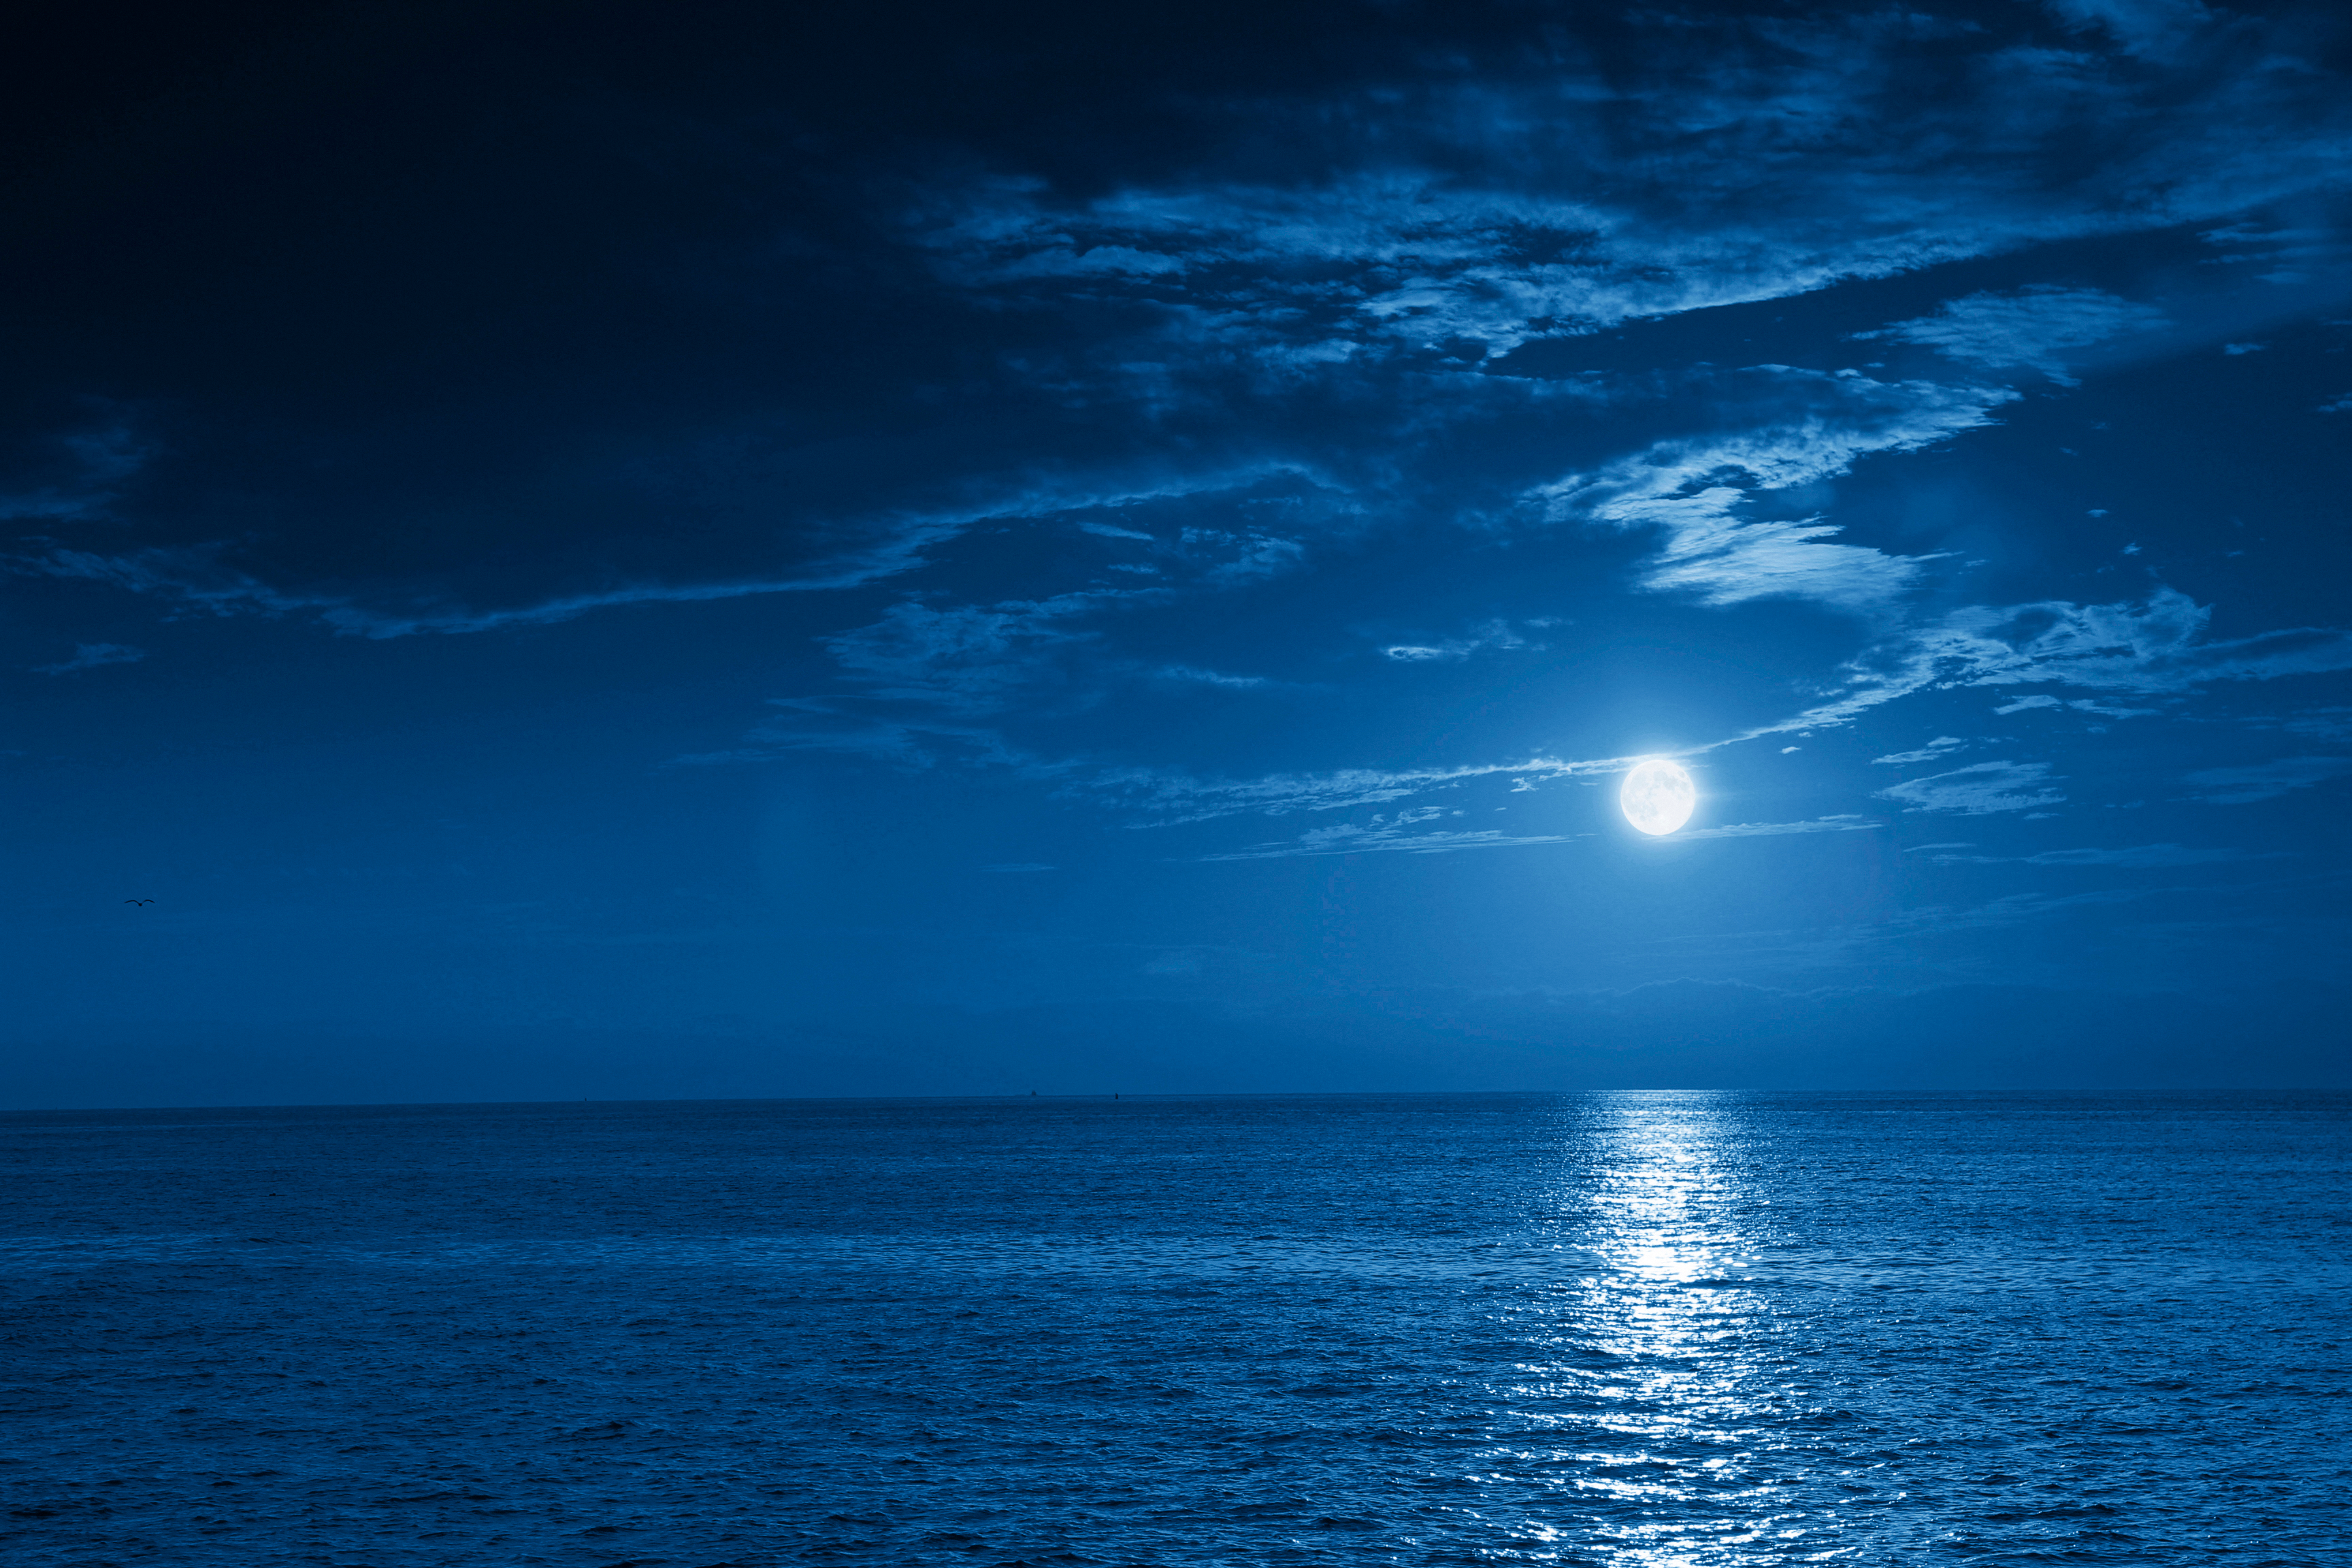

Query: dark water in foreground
(1, 1092), (2346, 1566)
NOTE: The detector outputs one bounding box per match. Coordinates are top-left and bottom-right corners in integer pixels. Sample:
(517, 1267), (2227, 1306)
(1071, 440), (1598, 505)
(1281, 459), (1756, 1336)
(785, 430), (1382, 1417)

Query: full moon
(1620, 758), (1696, 836)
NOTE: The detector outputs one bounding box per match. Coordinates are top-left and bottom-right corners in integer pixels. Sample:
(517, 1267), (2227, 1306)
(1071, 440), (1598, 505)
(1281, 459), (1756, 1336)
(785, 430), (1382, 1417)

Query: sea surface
(1, 1092), (2346, 1566)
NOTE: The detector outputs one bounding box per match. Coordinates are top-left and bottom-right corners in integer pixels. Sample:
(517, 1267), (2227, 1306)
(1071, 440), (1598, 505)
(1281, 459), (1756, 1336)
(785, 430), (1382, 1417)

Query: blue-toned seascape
(3, 1092), (2345, 1565)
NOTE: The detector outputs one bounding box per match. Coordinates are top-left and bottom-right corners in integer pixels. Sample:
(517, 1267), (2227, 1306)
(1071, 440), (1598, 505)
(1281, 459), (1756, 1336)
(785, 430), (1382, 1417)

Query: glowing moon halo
(1620, 759), (1697, 836)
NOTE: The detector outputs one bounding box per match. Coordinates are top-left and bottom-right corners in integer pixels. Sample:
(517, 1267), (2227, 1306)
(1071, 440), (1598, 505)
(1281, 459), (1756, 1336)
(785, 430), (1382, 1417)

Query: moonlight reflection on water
(1, 1094), (2344, 1565)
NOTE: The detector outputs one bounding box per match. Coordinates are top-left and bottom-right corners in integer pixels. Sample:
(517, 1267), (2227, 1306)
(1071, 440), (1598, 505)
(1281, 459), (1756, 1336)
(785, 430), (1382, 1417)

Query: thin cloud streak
(30, 642), (146, 675)
(1524, 370), (2012, 613)
(2184, 757), (2352, 804)
(1855, 285), (2170, 383)
(1678, 817), (1880, 840)
(1878, 761), (2065, 817)
(1089, 755), (1635, 828)
(1195, 823), (1584, 862)
(1923, 843), (2288, 866)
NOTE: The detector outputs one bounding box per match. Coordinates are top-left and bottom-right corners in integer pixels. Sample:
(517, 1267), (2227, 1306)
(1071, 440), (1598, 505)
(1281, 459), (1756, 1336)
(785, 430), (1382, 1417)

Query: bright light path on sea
(1620, 759), (1696, 836)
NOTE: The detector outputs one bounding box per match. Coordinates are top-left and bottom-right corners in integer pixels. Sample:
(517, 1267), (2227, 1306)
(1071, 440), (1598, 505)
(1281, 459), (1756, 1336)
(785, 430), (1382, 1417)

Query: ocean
(1, 1091), (2345, 1565)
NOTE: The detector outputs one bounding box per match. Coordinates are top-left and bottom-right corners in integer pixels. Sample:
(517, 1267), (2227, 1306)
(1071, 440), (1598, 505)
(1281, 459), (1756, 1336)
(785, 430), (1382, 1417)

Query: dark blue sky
(7, 0), (2348, 1105)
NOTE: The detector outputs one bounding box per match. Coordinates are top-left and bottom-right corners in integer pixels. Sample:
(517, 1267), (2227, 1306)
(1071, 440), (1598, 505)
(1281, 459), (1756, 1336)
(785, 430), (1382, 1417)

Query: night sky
(7, 0), (2349, 1106)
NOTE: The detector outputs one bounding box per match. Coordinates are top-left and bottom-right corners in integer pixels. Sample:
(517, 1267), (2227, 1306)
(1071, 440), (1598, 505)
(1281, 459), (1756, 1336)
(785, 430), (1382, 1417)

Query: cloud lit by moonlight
(1620, 759), (1697, 835)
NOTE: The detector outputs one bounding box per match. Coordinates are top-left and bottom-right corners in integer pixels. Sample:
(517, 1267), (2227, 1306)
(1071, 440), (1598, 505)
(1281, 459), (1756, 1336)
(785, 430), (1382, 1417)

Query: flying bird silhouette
(125, 898), (154, 906)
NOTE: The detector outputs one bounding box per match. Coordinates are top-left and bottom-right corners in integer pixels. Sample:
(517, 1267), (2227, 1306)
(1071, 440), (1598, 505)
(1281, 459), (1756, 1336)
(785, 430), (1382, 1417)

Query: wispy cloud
(1086, 756), (1629, 828)
(7, 469), (1318, 640)
(18, 0), (2352, 659)
(1873, 737), (1968, 765)
(1854, 286), (2168, 383)
(800, 503), (1328, 718)
(1992, 693), (2161, 719)
(926, 3), (2352, 361)
(1749, 587), (2352, 742)
(1924, 843), (2283, 867)
(1878, 761), (2065, 816)
(1679, 817), (1880, 840)
(30, 642), (147, 675)
(667, 702), (1037, 772)
(1382, 619), (1546, 664)
(704, 568), (2350, 847)
(2042, 0), (2213, 61)
(472, 12), (2352, 862)
(2244, 707), (2352, 743)
(1948, 590), (2352, 695)
(1132, 572), (2351, 832)
(2198, 220), (2352, 286)
(1525, 370), (2012, 613)
(0, 413), (152, 523)
(1193, 810), (1878, 860)
(7, 544), (329, 621)
(1150, 665), (1273, 690)
(331, 529), (976, 638)
(3, 528), (964, 639)
(823, 590), (1152, 714)
(2183, 757), (2352, 804)
(1196, 808), (1582, 861)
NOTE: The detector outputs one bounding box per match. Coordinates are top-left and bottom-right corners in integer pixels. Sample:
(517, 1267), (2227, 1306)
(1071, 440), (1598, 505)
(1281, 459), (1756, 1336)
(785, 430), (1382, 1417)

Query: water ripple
(0, 1090), (2344, 1565)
